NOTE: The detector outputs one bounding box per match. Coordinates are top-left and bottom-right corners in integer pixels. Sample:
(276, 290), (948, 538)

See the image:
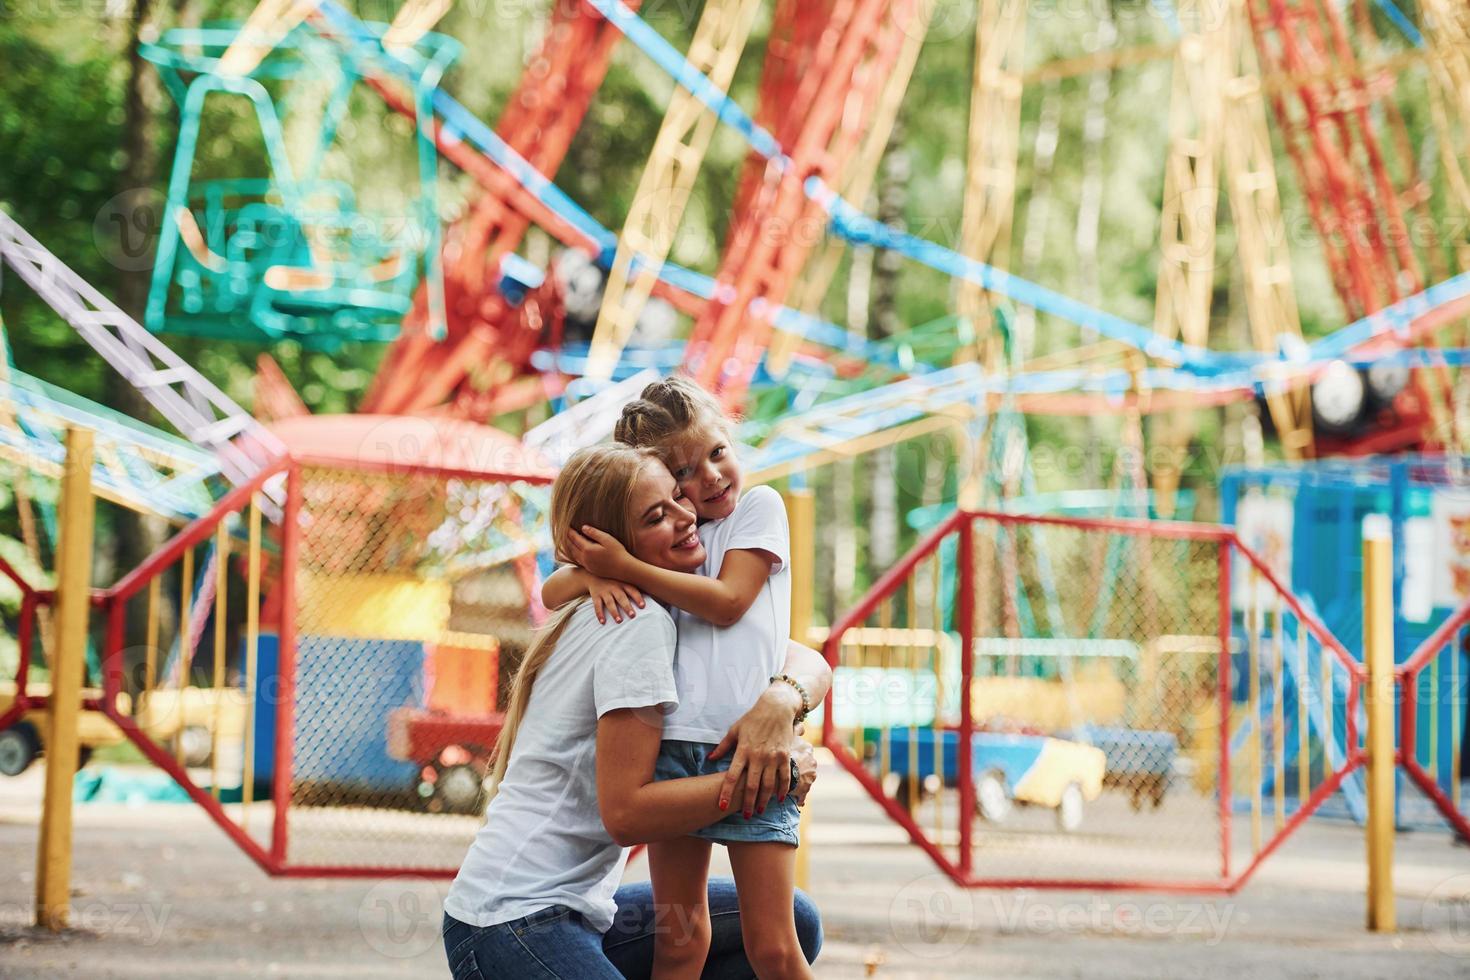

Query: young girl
(541, 377), (813, 980)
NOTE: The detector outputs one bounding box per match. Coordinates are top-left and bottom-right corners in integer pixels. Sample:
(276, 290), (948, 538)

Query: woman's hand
(789, 729), (817, 806)
(569, 525), (635, 581)
(708, 681), (803, 817)
(585, 573), (645, 625)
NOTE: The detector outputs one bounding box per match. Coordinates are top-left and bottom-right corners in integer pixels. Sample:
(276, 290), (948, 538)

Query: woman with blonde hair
(443, 444), (827, 978)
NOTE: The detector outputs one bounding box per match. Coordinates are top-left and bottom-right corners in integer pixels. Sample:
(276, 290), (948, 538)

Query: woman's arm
(706, 640), (834, 815)
(596, 708), (730, 846)
(540, 565), (646, 624)
(570, 526), (774, 627)
(780, 638), (834, 704)
(596, 705), (822, 844)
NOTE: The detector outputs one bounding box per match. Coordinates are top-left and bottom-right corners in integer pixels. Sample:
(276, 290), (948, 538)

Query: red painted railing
(821, 509), (1367, 893)
(1398, 599), (1470, 840)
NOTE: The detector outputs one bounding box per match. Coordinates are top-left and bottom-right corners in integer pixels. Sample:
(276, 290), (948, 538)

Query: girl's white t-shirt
(662, 485), (792, 744)
(443, 601), (678, 933)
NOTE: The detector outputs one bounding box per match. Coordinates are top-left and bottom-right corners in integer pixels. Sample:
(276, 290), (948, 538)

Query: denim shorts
(653, 740), (801, 846)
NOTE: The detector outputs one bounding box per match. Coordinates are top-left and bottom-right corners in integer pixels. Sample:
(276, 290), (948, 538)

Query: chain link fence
(281, 460), (549, 872)
(1222, 455), (1470, 830)
(823, 510), (1364, 891)
(1400, 601), (1470, 840)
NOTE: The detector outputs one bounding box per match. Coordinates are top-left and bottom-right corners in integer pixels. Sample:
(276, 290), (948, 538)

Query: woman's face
(626, 462), (705, 572)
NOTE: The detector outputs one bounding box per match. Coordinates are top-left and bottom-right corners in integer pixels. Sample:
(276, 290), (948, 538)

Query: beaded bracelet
(769, 673), (812, 723)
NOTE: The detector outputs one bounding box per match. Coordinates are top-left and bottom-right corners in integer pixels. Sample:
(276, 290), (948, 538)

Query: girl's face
(626, 463), (706, 572)
(667, 423), (742, 523)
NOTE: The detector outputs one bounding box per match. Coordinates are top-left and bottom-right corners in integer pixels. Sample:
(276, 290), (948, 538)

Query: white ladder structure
(0, 211), (286, 513)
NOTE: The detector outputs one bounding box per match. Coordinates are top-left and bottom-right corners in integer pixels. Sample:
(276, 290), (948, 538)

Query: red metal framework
(359, 0), (637, 418)
(10, 488), (1466, 884)
(86, 458), (296, 873)
(1245, 0), (1462, 452)
(819, 509), (1367, 892)
(685, 0), (922, 408)
(1399, 597), (1470, 840)
(0, 556), (55, 733)
(76, 449), (558, 877)
(727, 0), (845, 239)
(1246, 0), (1424, 322)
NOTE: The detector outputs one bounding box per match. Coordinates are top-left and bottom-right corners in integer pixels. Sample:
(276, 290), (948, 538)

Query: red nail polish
(757, 805), (765, 815)
(719, 800), (728, 811)
(743, 811), (752, 820)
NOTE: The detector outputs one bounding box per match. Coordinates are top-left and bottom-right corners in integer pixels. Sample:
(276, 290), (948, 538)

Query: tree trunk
(106, 0), (171, 653)
(867, 121), (908, 572)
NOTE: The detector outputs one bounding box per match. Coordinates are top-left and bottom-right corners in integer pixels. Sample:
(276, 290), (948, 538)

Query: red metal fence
(820, 509), (1370, 893)
(9, 481), (1470, 885)
(0, 555), (53, 734)
(1400, 602), (1470, 840)
(10, 451), (550, 877)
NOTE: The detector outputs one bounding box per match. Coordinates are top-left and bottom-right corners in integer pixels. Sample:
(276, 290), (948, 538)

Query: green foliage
(0, 1), (1461, 612)
(0, 24), (124, 400)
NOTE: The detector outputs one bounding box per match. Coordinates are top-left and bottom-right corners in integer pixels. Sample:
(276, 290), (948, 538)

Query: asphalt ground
(2, 757), (1469, 978)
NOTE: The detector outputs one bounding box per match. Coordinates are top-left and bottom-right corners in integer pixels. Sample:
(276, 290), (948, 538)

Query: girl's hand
(569, 525), (635, 581)
(586, 574), (645, 625)
(708, 682), (802, 817)
(789, 732), (817, 806)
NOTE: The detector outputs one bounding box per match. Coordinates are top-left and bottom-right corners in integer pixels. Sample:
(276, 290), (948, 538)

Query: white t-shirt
(443, 601), (678, 933)
(662, 485), (791, 744)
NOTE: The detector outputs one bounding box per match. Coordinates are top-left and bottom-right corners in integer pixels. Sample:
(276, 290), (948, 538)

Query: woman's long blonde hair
(485, 444), (661, 803)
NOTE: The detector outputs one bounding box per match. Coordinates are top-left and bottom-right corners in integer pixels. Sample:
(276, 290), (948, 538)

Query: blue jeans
(442, 878), (822, 979)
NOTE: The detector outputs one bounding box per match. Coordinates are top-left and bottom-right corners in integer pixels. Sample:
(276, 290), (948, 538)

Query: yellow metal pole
(1248, 572), (1262, 855)
(930, 553), (944, 847)
(1297, 618), (1309, 805)
(878, 598), (892, 783)
(1273, 602), (1285, 831)
(242, 499), (262, 825)
(907, 576), (919, 813)
(1364, 527), (1396, 933)
(35, 426), (95, 931)
(1429, 651), (1439, 779)
(955, 0), (1028, 364)
(1455, 630), (1463, 811)
(1322, 631), (1333, 779)
(177, 545), (193, 765)
(210, 522), (229, 801)
(784, 489), (815, 894)
(585, 0), (764, 379)
(145, 577), (160, 698)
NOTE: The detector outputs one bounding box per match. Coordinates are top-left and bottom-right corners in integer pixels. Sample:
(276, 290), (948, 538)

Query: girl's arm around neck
(540, 565), (586, 610)
(541, 564), (647, 625)
(570, 525), (776, 627)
